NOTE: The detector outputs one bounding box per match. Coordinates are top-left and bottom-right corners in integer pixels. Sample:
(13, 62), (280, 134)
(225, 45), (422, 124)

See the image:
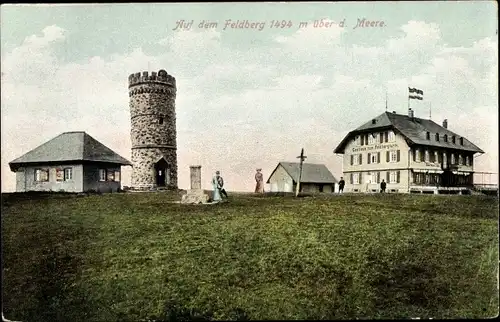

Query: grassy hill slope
(1, 192), (498, 321)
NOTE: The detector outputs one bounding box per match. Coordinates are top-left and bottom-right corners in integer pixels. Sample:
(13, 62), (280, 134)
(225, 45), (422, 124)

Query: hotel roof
(333, 111), (484, 154)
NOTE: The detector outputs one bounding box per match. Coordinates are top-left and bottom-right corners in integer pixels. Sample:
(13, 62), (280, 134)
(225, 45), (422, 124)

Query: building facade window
(366, 172), (373, 183)
(436, 133), (440, 141)
(415, 149), (420, 162)
(444, 134), (448, 142)
(114, 171), (121, 182)
(452, 136), (456, 144)
(434, 151), (439, 163)
(460, 137), (464, 145)
(354, 136), (360, 146)
(107, 170), (115, 181)
(388, 131), (396, 142)
(99, 169), (107, 181)
(451, 153), (455, 165)
(465, 155), (470, 166)
(369, 153), (378, 164)
(443, 153), (448, 166)
(35, 169), (49, 182)
(56, 168), (64, 181)
(413, 172), (422, 184)
(353, 173), (360, 184)
(390, 150), (398, 162)
(425, 150), (430, 162)
(458, 154), (463, 165)
(426, 132), (430, 140)
(64, 168), (73, 181)
(389, 171), (398, 183)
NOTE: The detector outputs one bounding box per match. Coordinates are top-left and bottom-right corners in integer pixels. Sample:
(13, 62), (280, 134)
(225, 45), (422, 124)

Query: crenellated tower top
(128, 69), (176, 88)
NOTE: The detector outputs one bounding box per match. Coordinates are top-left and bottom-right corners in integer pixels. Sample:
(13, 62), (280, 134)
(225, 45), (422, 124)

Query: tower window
(159, 117), (164, 124)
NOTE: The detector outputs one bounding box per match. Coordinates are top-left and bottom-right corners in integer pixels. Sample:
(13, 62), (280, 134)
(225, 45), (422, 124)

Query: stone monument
(181, 165), (210, 204)
(129, 69), (178, 191)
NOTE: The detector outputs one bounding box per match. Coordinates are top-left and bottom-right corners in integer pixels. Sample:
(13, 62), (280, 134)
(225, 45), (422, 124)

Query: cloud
(1, 20), (498, 192)
(387, 20), (441, 52)
(1, 25), (67, 85)
(274, 18), (345, 49)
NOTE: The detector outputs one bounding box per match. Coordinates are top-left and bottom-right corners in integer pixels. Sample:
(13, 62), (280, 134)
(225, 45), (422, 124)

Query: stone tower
(129, 69), (178, 190)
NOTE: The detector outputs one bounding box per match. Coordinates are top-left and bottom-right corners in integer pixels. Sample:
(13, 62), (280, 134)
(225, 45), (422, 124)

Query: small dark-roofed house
(9, 131), (132, 193)
(266, 162), (338, 193)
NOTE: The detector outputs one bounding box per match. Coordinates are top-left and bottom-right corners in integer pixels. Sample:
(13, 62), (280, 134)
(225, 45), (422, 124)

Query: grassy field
(1, 191), (498, 321)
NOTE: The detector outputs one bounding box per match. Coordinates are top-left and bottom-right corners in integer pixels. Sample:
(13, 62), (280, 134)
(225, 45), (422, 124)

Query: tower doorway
(155, 158), (169, 187)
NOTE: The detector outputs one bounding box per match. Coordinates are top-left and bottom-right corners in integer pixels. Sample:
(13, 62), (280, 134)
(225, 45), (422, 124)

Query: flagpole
(429, 102), (432, 119)
(385, 91), (388, 111)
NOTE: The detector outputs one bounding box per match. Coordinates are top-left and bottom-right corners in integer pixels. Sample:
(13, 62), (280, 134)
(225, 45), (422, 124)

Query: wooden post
(295, 148), (307, 197)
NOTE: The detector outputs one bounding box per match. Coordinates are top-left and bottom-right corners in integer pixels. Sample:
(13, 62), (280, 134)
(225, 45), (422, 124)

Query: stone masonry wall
(129, 70), (178, 189)
(131, 148), (178, 189)
(190, 165), (202, 190)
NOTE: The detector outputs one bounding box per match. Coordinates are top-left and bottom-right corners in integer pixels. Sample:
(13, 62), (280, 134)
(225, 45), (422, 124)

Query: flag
(409, 87), (423, 100)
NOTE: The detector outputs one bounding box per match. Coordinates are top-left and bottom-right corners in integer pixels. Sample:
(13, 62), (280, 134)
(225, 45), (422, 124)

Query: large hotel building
(333, 109), (484, 194)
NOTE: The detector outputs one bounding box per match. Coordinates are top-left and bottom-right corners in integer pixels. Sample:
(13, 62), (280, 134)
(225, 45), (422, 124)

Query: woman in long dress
(255, 168), (264, 193)
(212, 173), (222, 202)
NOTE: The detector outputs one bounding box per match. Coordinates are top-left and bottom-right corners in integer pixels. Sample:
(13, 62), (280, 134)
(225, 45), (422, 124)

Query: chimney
(408, 108), (414, 119)
(443, 119), (448, 129)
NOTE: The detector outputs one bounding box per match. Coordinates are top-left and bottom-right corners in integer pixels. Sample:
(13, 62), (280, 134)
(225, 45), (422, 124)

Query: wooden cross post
(295, 148), (307, 197)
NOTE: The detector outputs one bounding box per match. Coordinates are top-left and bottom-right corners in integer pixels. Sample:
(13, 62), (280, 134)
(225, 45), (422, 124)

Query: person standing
(255, 168), (264, 193)
(380, 179), (387, 193)
(211, 172), (222, 202)
(338, 177), (345, 193)
(216, 171), (228, 198)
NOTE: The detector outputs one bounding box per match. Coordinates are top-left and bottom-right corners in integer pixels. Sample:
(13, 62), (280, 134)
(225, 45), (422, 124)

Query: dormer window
(372, 119), (376, 124)
(435, 133), (439, 141)
(426, 132), (430, 140)
(388, 131), (396, 142)
(459, 137), (464, 145)
(444, 134), (448, 142)
(368, 133), (377, 145)
(452, 136), (456, 144)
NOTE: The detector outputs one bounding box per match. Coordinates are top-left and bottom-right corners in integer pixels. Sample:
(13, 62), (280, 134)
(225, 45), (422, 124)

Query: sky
(1, 2), (498, 192)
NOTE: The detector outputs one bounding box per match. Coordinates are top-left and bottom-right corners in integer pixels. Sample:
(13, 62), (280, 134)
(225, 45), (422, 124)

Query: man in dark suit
(380, 179), (387, 193)
(338, 177), (345, 193)
(216, 171), (228, 198)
